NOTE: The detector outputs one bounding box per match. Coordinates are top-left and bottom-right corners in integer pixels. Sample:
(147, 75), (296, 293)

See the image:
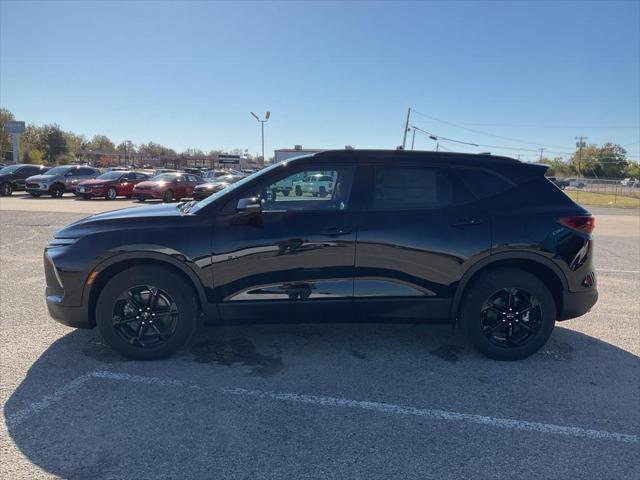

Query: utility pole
(401, 107), (411, 150)
(410, 128), (416, 150)
(539, 148), (545, 161)
(575, 136), (587, 179)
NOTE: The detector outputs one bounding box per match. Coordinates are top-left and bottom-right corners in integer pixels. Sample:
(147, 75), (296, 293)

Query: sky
(1, 0), (639, 161)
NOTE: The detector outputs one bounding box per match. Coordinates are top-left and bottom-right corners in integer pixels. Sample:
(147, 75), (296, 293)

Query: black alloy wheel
(111, 285), (179, 349)
(95, 265), (198, 359)
(460, 267), (555, 360)
(0, 182), (12, 196)
(480, 288), (542, 348)
(50, 184), (64, 198)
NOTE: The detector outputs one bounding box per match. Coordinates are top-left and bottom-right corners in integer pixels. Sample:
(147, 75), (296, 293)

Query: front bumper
(134, 190), (163, 199)
(558, 288), (598, 320)
(46, 294), (92, 328)
(26, 184), (53, 193)
(76, 187), (107, 197)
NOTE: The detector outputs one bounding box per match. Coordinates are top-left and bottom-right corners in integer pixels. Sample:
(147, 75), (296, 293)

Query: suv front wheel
(460, 267), (556, 360)
(95, 265), (198, 360)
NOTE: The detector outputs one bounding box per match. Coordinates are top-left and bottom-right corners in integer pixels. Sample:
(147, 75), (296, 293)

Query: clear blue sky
(1, 0), (639, 161)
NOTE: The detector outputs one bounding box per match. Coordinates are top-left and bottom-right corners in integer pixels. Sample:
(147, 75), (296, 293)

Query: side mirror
(236, 197), (261, 214)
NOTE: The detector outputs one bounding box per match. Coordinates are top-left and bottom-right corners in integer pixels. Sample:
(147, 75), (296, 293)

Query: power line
(411, 110), (579, 150)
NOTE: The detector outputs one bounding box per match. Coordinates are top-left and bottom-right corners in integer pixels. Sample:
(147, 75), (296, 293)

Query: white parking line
(5, 370), (638, 444)
(223, 387), (638, 444)
(597, 268), (640, 274)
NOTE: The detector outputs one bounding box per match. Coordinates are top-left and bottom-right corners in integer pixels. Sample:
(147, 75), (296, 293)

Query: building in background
(273, 145), (325, 164)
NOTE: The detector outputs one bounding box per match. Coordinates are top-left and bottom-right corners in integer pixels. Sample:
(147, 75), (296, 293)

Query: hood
(55, 203), (186, 238)
(27, 174), (56, 182)
(78, 178), (110, 186)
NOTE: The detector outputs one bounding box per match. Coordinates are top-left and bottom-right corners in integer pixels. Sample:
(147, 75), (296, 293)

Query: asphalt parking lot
(1, 193), (639, 479)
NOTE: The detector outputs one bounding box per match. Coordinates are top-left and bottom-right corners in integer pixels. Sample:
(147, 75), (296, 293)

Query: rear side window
(372, 166), (457, 210)
(450, 168), (512, 200)
(77, 168), (95, 176)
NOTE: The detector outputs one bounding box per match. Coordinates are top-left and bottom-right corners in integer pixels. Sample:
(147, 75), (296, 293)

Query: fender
(449, 250), (569, 322)
(83, 250), (219, 323)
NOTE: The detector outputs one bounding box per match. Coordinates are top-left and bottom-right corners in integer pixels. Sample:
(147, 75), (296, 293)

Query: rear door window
(370, 166), (462, 210)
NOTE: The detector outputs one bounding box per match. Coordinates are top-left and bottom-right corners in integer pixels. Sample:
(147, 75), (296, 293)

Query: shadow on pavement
(4, 323), (639, 479)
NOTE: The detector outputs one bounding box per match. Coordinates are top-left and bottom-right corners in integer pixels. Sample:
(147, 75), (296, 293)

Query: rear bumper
(46, 294), (92, 329)
(558, 288), (598, 320)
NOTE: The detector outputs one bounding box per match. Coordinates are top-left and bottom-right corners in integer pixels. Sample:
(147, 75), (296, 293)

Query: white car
(292, 173), (335, 197)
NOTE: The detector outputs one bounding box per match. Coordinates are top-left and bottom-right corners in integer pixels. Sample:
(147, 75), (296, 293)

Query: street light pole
(251, 111), (270, 164)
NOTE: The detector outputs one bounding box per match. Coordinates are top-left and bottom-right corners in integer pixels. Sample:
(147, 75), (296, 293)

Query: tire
(283, 190), (290, 197)
(0, 182), (12, 196)
(29, 192), (41, 198)
(319, 186), (327, 197)
(106, 187), (117, 200)
(295, 185), (302, 197)
(163, 189), (173, 202)
(95, 265), (199, 360)
(459, 267), (556, 361)
(49, 184), (64, 198)
(138, 197), (146, 202)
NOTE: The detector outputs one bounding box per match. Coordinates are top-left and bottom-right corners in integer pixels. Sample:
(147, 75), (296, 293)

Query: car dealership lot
(1, 197), (638, 479)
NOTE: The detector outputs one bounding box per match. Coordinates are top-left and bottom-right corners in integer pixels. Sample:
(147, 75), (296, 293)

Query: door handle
(320, 227), (351, 237)
(451, 217), (483, 226)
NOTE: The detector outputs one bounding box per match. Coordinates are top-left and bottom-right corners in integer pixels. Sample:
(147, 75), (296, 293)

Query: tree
(23, 149), (44, 164)
(569, 143), (628, 178)
(41, 124), (68, 162)
(55, 153), (75, 165)
(540, 157), (575, 177)
(0, 108), (16, 162)
(137, 141), (176, 158)
(85, 134), (115, 153)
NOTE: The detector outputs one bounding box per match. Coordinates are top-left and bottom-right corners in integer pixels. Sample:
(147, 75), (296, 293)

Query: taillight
(558, 215), (595, 234)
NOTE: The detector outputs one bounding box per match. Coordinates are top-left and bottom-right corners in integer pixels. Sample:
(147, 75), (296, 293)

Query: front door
(210, 164), (358, 323)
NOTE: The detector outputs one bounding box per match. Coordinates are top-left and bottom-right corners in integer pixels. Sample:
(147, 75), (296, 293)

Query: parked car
(566, 178), (586, 189)
(620, 177), (639, 188)
(132, 172), (203, 202)
(44, 150), (598, 361)
(546, 176), (570, 190)
(292, 172), (335, 197)
(181, 167), (203, 177)
(76, 171), (150, 200)
(193, 174), (245, 200)
(25, 165), (101, 197)
(0, 163), (49, 196)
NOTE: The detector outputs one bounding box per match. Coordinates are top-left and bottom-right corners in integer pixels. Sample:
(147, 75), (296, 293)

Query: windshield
(189, 162), (284, 213)
(0, 165), (23, 175)
(44, 166), (72, 176)
(97, 171), (124, 181)
(150, 173), (177, 182)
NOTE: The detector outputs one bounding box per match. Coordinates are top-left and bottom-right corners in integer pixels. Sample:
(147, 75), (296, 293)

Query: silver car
(25, 165), (101, 198)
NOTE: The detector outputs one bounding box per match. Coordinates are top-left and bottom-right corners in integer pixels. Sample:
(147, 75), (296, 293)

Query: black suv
(0, 163), (49, 196)
(44, 150), (597, 360)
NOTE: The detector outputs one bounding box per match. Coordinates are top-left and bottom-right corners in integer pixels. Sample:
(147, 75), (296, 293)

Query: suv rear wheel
(95, 265), (198, 360)
(460, 267), (555, 360)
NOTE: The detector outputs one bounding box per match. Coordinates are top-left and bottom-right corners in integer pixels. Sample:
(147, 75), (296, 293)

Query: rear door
(210, 162), (358, 323)
(354, 162), (491, 321)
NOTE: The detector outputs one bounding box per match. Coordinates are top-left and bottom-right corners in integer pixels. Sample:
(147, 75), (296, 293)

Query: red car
(132, 172), (203, 202)
(76, 171), (150, 200)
